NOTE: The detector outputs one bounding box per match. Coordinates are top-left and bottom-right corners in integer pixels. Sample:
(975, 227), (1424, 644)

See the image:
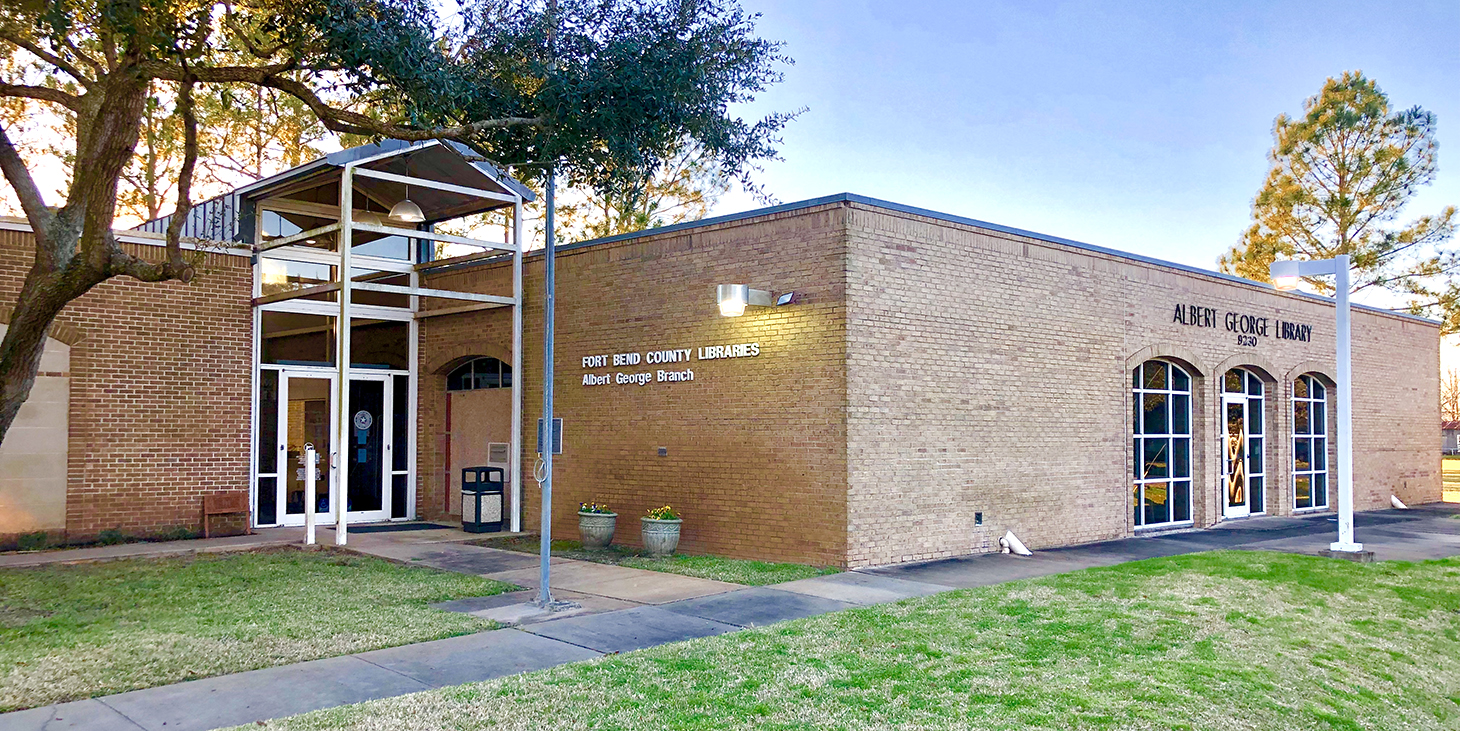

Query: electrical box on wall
(536, 418), (563, 455)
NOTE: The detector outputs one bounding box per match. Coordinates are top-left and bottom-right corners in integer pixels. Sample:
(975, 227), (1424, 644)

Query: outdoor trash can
(462, 466), (505, 533)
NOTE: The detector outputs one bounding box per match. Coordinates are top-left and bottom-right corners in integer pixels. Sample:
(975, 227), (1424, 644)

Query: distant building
(1444, 421), (1460, 455)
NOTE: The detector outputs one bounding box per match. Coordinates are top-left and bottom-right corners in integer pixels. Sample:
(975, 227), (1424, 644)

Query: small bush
(95, 528), (128, 546)
(150, 526), (199, 542)
(16, 531), (51, 551)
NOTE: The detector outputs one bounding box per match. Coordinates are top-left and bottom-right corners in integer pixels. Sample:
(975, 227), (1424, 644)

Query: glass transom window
(1133, 360), (1192, 527)
(447, 357), (513, 391)
(1293, 374), (1329, 510)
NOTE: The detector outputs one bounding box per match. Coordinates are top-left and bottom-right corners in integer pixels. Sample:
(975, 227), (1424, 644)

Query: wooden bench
(202, 493), (251, 538)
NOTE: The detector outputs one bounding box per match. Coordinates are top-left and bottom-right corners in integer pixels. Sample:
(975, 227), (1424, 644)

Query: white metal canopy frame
(243, 139), (530, 545)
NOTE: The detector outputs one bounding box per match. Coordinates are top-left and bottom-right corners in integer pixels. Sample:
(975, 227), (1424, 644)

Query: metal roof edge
(405, 192), (1440, 329)
(440, 141), (537, 203)
(554, 193), (856, 253)
(0, 217), (251, 257)
(835, 193), (1439, 326)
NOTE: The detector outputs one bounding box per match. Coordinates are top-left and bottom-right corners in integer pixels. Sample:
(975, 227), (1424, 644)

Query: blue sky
(716, 0), (1460, 275)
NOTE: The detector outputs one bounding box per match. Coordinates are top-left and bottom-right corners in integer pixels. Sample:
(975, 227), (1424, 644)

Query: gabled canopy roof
(136, 140), (533, 243)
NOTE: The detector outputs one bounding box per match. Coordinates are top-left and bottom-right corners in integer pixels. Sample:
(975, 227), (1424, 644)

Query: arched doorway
(1222, 367), (1267, 518)
(445, 357), (513, 519)
(0, 325), (70, 537)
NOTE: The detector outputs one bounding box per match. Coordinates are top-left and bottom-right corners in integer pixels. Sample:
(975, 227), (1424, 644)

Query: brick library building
(0, 141), (1441, 567)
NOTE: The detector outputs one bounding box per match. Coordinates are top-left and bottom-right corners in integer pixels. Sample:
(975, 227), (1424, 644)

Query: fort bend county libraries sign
(1173, 304), (1313, 347)
(581, 342), (761, 387)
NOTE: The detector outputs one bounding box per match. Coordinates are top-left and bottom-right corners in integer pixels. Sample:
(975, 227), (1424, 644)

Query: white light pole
(1270, 255), (1362, 552)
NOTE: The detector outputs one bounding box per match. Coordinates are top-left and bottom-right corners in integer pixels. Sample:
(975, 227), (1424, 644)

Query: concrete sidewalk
(5, 504), (1457, 731)
(0, 528), (302, 569)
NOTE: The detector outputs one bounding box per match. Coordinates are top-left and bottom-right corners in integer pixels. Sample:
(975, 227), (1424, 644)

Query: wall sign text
(1172, 303), (1312, 346)
(581, 342), (761, 387)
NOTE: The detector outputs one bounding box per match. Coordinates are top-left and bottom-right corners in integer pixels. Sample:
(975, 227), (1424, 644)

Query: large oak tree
(0, 0), (794, 444)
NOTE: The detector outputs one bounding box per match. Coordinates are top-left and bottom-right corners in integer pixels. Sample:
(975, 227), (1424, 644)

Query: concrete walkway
(5, 504), (1458, 731)
(0, 528), (302, 569)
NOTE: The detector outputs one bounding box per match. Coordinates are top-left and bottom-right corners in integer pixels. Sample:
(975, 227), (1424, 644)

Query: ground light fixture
(716, 284), (779, 316)
(1270, 255), (1361, 553)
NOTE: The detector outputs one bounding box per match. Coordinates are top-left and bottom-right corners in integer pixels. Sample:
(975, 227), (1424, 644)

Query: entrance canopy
(141, 140), (531, 537)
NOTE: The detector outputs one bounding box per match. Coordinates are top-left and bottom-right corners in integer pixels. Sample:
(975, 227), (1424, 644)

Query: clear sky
(715, 0), (1459, 278)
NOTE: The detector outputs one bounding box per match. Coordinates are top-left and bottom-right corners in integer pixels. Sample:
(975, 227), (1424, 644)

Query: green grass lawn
(472, 534), (839, 586)
(0, 548), (516, 711)
(243, 551), (1460, 731)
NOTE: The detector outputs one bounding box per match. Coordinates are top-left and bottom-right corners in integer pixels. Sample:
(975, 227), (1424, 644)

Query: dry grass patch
(244, 551), (1460, 731)
(0, 548), (515, 710)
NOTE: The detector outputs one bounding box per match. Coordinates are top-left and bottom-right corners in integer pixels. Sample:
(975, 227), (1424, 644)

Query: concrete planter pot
(577, 512), (617, 549)
(640, 517), (683, 556)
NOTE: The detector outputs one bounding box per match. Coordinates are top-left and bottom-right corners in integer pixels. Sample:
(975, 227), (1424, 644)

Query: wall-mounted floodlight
(716, 284), (776, 317)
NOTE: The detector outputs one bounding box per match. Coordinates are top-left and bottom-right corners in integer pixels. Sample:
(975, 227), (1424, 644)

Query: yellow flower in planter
(645, 505), (679, 520)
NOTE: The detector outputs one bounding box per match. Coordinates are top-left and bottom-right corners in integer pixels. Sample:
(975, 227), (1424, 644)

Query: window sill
(1135, 521), (1195, 534)
(1293, 507), (1332, 514)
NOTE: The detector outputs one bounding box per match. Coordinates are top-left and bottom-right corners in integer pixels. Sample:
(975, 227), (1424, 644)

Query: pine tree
(1221, 71), (1457, 331)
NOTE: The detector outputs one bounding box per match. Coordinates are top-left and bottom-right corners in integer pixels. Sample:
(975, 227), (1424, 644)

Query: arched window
(1133, 360), (1192, 527)
(1222, 368), (1266, 517)
(447, 357), (512, 391)
(1293, 374), (1329, 510)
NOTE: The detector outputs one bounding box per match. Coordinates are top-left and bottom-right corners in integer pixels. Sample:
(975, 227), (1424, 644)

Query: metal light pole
(1271, 254), (1361, 552)
(537, 166), (557, 607)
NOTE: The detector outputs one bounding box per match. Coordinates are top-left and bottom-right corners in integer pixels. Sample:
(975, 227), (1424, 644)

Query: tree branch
(0, 83), (83, 111)
(163, 78), (198, 270)
(0, 124), (57, 259)
(114, 72), (199, 284)
(57, 35), (106, 79)
(0, 30), (93, 86)
(140, 61), (545, 140)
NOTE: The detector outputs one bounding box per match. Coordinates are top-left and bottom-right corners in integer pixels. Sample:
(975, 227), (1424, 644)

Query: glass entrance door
(1222, 393), (1250, 519)
(345, 377), (390, 522)
(285, 374), (334, 523)
(256, 369), (401, 527)
(1222, 368), (1266, 519)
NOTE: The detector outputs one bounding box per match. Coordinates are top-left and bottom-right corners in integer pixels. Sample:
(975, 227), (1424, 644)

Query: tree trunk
(0, 264), (101, 441)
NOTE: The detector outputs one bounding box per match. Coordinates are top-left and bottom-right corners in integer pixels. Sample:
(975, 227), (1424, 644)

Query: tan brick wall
(843, 203), (1441, 567)
(0, 196), (1437, 566)
(0, 229), (253, 542)
(419, 205), (851, 566)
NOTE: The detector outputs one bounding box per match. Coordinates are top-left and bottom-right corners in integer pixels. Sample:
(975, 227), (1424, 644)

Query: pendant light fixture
(356, 197), (383, 228)
(388, 152), (426, 223)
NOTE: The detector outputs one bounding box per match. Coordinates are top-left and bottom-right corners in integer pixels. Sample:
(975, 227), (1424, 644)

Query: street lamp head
(1269, 260), (1301, 291)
